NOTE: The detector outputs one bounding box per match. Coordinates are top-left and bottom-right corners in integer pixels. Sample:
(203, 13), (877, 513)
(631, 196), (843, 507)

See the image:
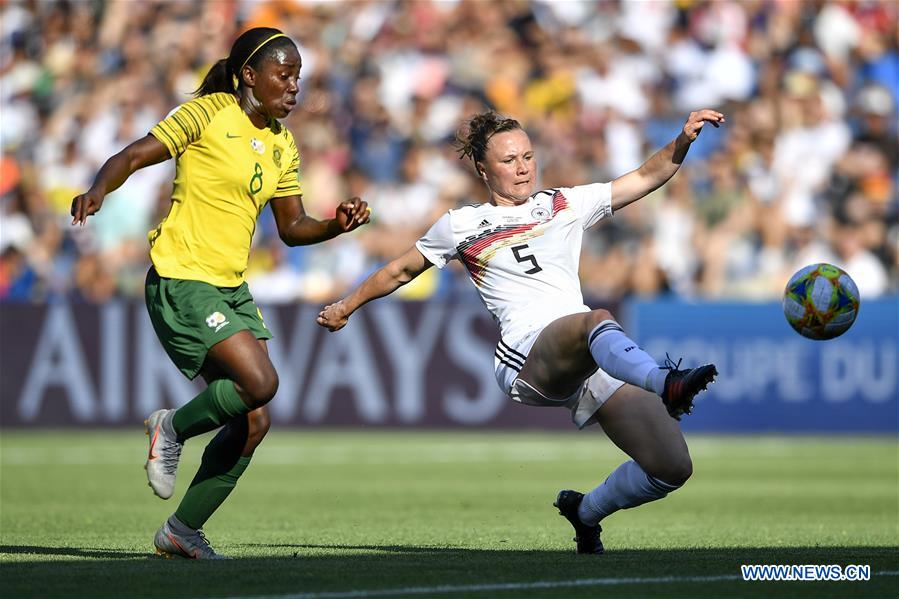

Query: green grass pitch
(1, 430), (897, 598)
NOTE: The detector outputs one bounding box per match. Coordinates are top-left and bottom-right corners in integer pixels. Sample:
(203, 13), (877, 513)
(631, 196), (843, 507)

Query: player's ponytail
(194, 58), (234, 97)
(454, 111), (522, 170)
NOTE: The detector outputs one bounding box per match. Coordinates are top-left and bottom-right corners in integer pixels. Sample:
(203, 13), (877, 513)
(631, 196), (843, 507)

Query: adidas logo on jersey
(478, 219), (491, 228)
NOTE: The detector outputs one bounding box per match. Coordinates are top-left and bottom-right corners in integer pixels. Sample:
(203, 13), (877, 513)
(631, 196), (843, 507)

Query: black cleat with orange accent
(553, 490), (603, 554)
(660, 356), (718, 420)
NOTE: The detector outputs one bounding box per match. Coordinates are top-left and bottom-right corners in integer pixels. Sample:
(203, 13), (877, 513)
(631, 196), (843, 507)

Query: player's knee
(651, 452), (693, 488)
(255, 370), (279, 406)
(671, 454), (693, 486)
(241, 368), (279, 409)
(589, 308), (617, 327)
(245, 409), (271, 450)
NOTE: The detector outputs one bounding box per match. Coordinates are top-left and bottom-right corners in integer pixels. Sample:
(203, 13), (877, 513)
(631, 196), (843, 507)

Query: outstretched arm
(610, 109), (725, 211)
(317, 246), (433, 331)
(71, 134), (171, 225)
(270, 196), (370, 246)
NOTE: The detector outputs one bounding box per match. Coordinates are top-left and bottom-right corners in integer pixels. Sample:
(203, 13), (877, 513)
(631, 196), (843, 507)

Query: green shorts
(145, 268), (272, 380)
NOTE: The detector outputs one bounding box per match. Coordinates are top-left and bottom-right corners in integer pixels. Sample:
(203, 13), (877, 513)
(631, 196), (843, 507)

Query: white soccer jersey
(416, 183), (614, 347)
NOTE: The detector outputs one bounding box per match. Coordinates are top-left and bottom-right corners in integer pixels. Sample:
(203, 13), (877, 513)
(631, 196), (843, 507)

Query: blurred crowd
(1, 0), (896, 305)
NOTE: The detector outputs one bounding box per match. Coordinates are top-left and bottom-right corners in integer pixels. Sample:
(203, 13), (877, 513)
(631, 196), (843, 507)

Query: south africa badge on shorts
(205, 311), (230, 333)
(272, 145), (283, 168)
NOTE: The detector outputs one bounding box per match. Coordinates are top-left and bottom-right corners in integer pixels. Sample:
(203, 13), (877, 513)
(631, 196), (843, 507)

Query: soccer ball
(782, 263), (860, 340)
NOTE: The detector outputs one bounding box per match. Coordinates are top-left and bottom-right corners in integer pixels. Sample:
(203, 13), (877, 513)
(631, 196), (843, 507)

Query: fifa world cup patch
(205, 311), (230, 333)
(251, 138), (266, 154)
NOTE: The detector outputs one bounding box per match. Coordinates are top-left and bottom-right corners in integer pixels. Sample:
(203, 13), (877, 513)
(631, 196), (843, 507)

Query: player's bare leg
(197, 341), (273, 458)
(522, 313), (702, 553)
(516, 311), (603, 399)
(595, 385), (692, 486)
(154, 339), (273, 558)
(554, 384), (693, 554)
(518, 309), (716, 418)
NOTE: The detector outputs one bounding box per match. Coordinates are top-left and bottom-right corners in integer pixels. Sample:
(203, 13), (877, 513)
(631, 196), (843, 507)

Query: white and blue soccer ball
(782, 263), (860, 340)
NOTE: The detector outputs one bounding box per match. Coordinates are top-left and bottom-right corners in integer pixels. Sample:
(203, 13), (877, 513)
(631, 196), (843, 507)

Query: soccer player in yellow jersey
(71, 27), (369, 559)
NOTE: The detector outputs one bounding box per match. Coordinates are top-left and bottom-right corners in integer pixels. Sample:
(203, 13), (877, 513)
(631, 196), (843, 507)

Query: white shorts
(494, 328), (626, 429)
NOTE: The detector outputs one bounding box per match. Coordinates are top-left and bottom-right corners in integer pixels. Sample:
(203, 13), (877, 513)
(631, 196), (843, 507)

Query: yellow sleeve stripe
(191, 100), (211, 122)
(274, 185), (300, 195)
(180, 104), (205, 134)
(170, 113), (194, 140)
(148, 94), (234, 157)
(150, 124), (181, 157)
(274, 169), (301, 194)
(205, 93), (230, 112)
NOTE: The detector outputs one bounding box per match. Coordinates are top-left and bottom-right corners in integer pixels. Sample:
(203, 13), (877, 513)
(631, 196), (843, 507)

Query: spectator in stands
(1, 0), (896, 303)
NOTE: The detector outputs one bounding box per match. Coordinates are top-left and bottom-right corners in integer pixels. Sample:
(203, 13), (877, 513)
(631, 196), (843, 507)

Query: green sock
(175, 419), (252, 530)
(172, 379), (249, 441)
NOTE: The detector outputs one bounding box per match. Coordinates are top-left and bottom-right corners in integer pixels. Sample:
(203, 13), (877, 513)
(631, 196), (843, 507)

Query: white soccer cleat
(144, 409), (183, 500)
(154, 519), (228, 560)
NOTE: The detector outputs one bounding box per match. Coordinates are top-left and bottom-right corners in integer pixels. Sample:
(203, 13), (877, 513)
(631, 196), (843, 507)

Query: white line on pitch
(237, 571), (899, 599)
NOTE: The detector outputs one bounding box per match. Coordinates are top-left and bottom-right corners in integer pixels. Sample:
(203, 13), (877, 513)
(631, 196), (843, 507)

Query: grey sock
(167, 513), (196, 533)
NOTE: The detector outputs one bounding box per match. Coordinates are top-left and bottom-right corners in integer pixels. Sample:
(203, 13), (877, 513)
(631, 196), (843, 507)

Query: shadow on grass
(0, 545), (148, 559)
(1, 544), (897, 598)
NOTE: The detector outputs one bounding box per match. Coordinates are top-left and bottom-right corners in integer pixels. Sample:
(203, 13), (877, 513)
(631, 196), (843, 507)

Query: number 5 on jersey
(512, 244), (542, 275)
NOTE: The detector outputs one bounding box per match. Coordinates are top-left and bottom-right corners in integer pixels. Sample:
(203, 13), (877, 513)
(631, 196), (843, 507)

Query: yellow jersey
(148, 92), (301, 287)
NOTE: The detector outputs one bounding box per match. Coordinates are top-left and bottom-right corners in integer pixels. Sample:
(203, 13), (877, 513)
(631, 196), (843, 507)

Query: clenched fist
(334, 197), (371, 232)
(317, 300), (350, 331)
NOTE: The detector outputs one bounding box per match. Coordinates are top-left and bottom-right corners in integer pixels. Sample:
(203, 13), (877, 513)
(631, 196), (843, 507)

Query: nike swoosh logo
(225, 133), (241, 139)
(167, 533), (198, 558)
(147, 426), (160, 461)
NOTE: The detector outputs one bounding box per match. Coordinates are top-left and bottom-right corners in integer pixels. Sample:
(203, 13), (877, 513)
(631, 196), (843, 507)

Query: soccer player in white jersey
(318, 108), (725, 554)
